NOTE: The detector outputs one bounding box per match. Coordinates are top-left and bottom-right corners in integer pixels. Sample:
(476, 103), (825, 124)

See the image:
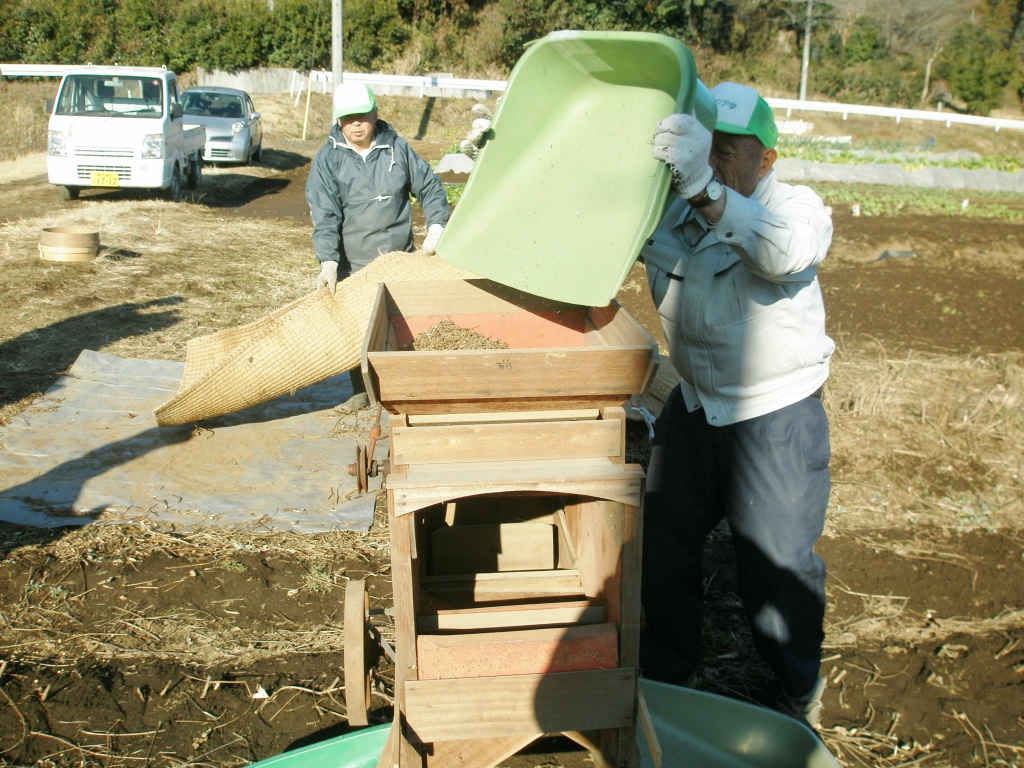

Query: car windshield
(54, 75), (163, 117)
(182, 92), (244, 119)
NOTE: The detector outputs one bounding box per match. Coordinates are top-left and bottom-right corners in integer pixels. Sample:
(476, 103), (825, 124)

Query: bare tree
(822, 0), (972, 104)
(895, 1), (972, 105)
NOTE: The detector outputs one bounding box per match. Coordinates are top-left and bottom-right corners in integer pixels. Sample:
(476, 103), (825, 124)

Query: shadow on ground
(0, 298), (183, 411)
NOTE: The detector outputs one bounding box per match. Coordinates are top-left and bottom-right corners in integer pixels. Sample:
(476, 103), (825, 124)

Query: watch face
(706, 179), (724, 201)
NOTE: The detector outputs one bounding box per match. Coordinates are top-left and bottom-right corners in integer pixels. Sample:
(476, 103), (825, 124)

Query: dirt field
(1, 100), (1023, 768)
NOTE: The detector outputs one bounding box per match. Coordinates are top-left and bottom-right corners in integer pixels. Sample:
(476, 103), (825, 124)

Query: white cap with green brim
(333, 82), (376, 120)
(710, 82), (778, 149)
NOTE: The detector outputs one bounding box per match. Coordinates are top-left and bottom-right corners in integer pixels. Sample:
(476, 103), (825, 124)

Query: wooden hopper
(361, 279), (659, 416)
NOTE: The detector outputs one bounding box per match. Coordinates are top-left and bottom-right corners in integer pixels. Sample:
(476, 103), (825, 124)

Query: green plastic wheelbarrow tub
(245, 723), (389, 768)
(436, 30), (711, 307)
(637, 679), (840, 767)
(245, 679), (839, 768)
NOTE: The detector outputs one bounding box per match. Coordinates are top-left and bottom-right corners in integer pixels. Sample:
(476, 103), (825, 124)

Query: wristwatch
(688, 177), (724, 209)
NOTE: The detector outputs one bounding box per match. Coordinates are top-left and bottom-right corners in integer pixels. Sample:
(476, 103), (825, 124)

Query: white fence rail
(5, 62), (1024, 133)
(768, 97), (1024, 133)
(300, 69), (506, 99)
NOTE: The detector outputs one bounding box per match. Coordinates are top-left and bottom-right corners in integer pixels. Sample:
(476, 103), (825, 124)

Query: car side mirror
(170, 103), (183, 119)
(45, 98), (55, 114)
(250, 112), (261, 121)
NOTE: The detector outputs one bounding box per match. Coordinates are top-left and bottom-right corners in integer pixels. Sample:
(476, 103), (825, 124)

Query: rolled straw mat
(154, 252), (476, 426)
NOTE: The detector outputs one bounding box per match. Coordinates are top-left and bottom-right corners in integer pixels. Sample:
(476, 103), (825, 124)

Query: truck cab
(46, 66), (206, 202)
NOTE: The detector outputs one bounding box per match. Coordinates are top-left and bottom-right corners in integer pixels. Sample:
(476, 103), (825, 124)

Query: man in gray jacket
(639, 82), (833, 728)
(305, 83), (450, 293)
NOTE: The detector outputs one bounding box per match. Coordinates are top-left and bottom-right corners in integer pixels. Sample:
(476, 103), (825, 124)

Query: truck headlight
(231, 121), (245, 135)
(142, 134), (164, 159)
(47, 130), (67, 156)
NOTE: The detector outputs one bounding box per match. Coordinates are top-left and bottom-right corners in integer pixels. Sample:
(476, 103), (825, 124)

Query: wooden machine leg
(345, 578), (373, 726)
(374, 720), (399, 768)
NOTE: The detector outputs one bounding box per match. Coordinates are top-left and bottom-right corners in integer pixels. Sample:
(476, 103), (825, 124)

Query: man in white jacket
(639, 82), (833, 728)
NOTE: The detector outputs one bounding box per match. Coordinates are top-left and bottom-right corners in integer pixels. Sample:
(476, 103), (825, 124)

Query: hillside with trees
(1, 0), (1022, 115)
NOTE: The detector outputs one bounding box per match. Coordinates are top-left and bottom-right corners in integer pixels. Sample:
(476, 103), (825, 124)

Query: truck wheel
(185, 158), (202, 191)
(57, 185), (80, 201)
(166, 165), (182, 203)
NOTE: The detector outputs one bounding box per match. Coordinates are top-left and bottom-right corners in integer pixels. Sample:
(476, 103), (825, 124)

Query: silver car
(181, 86), (263, 164)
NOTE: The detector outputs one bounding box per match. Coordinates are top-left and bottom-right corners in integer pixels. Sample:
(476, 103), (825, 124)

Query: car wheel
(57, 185), (80, 201)
(166, 165), (182, 202)
(253, 142), (262, 163)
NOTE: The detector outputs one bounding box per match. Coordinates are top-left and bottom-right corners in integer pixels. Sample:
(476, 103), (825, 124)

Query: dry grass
(659, 524), (1024, 768)
(6, 511), (1013, 768)
(0, 510), (392, 666)
(2, 82), (1023, 529)
(0, 188), (318, 427)
(0, 153), (46, 184)
(1, 78), (1023, 768)
(0, 199), (313, 358)
(0, 84), (482, 428)
(0, 80), (53, 161)
(266, 88), (478, 150)
(825, 344), (1024, 532)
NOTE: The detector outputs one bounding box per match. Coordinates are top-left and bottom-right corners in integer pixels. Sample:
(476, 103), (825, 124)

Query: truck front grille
(74, 146), (135, 158)
(76, 165), (131, 181)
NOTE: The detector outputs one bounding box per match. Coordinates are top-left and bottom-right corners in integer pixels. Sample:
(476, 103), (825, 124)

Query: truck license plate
(90, 172), (120, 187)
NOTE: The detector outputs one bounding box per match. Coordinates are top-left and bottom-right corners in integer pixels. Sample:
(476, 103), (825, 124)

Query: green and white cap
(710, 82), (778, 149)
(332, 82), (376, 120)
(692, 79), (718, 133)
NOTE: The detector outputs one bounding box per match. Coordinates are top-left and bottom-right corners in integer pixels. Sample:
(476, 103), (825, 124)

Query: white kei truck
(46, 66), (205, 202)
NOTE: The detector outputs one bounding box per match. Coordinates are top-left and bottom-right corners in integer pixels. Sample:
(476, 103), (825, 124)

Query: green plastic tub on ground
(637, 679), (840, 767)
(245, 679), (840, 768)
(436, 30), (709, 308)
(246, 723), (389, 768)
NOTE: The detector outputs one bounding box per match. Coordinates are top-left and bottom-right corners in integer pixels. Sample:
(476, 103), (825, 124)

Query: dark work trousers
(639, 385), (830, 698)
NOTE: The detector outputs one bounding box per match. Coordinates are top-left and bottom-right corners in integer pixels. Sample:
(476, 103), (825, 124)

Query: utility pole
(799, 0), (812, 101)
(332, 0), (343, 87)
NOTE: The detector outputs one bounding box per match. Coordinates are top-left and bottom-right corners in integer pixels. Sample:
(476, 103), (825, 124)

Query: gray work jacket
(305, 120), (450, 274)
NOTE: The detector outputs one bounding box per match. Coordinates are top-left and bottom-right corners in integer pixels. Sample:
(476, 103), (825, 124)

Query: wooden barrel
(38, 226), (100, 262)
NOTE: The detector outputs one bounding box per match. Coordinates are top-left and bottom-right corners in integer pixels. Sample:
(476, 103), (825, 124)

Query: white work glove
(459, 103), (493, 160)
(317, 260), (339, 294)
(422, 224), (444, 254)
(652, 113), (714, 200)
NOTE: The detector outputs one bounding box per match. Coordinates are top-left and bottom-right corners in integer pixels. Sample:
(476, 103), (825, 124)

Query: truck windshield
(54, 75), (164, 117)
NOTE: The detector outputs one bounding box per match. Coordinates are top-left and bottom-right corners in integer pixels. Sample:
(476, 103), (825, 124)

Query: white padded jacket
(641, 170), (835, 426)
